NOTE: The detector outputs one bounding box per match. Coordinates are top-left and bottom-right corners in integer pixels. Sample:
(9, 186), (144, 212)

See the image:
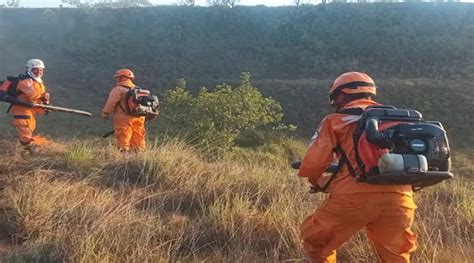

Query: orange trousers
(12, 113), (36, 145)
(114, 116), (146, 151)
(301, 193), (417, 263)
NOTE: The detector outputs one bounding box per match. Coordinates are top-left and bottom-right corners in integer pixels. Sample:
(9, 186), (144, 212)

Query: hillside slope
(0, 3), (473, 147)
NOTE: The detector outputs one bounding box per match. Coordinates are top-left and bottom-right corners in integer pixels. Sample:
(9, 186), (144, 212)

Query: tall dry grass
(0, 137), (472, 262)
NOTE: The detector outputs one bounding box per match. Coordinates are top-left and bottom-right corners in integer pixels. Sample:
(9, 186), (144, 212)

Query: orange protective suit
(298, 99), (417, 263)
(10, 78), (46, 145)
(102, 79), (146, 151)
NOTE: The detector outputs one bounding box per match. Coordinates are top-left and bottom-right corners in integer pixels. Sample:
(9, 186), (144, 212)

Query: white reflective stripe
(341, 115), (361, 124)
(308, 116), (328, 147)
(308, 131), (319, 146)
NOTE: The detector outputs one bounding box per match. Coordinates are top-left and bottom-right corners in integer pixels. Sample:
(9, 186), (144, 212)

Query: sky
(4, 0), (299, 8)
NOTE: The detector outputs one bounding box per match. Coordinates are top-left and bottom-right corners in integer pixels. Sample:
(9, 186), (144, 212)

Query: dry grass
(0, 137), (472, 262)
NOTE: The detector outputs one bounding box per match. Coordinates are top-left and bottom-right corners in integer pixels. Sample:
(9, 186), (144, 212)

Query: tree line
(0, 0), (462, 8)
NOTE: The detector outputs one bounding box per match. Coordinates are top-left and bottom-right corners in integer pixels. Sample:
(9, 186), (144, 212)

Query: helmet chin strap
(332, 102), (342, 112)
(27, 69), (43, 83)
(330, 95), (344, 112)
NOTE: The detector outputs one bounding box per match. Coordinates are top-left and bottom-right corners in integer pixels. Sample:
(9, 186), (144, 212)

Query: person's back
(298, 72), (417, 262)
(299, 98), (413, 195)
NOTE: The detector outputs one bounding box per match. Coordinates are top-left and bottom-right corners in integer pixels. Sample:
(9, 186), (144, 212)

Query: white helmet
(25, 58), (45, 70)
(25, 58), (45, 83)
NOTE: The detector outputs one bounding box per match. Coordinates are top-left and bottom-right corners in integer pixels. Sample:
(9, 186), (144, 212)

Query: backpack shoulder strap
(317, 144), (357, 192)
(334, 145), (357, 178)
(338, 107), (364, 115)
(118, 85), (132, 90)
(114, 85), (132, 113)
(338, 107), (370, 180)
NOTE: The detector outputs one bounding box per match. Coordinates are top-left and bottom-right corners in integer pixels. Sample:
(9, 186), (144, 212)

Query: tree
(207, 0), (240, 8)
(293, 0), (315, 5)
(161, 73), (283, 153)
(6, 0), (20, 7)
(61, 0), (152, 8)
(178, 0), (195, 6)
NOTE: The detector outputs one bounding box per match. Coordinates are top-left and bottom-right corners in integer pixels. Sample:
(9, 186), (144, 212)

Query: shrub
(161, 73), (283, 153)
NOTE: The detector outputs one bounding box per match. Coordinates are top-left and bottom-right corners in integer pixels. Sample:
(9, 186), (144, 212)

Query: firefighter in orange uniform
(298, 72), (417, 262)
(102, 69), (146, 151)
(10, 59), (50, 150)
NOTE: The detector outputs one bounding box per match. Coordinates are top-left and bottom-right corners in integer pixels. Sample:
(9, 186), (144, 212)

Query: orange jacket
(298, 99), (413, 196)
(102, 79), (144, 120)
(10, 78), (46, 116)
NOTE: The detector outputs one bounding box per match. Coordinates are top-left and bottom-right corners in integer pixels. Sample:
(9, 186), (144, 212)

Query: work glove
(102, 111), (109, 120)
(41, 93), (50, 105)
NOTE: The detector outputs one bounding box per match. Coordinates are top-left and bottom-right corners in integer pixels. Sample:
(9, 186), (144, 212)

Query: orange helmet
(329, 72), (376, 101)
(114, 69), (135, 79)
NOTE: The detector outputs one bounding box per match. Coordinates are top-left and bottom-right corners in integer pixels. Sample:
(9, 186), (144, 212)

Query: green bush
(161, 73), (283, 153)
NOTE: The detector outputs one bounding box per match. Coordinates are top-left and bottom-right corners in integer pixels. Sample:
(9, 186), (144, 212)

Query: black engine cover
(388, 122), (450, 172)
